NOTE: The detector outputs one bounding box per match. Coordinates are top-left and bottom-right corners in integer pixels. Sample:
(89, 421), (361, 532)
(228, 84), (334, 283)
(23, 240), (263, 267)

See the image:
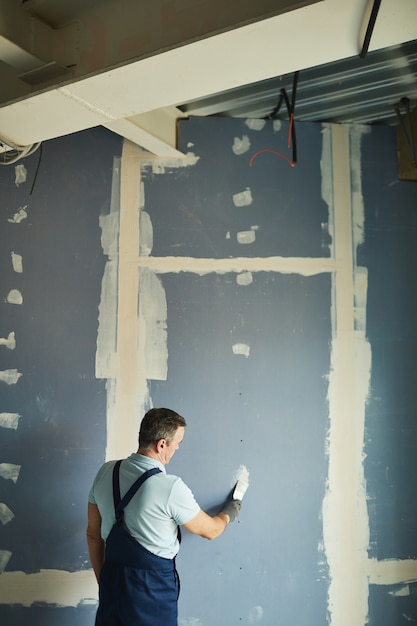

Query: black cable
(265, 92), (284, 120)
(263, 70), (300, 164)
(359, 0), (382, 58)
(290, 71), (299, 113)
(30, 142), (43, 195)
(280, 88), (297, 165)
(279, 73), (299, 165)
(290, 71), (299, 164)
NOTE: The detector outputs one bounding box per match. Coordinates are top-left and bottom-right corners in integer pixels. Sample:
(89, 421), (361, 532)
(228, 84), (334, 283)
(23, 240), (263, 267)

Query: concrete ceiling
(0, 0), (416, 157)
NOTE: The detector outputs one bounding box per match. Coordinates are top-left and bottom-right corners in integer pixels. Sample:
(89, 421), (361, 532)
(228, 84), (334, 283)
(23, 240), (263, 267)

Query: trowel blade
(233, 479), (249, 500)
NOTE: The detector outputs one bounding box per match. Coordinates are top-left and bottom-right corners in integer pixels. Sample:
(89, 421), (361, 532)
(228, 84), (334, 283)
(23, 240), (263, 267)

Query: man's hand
(221, 498), (242, 523)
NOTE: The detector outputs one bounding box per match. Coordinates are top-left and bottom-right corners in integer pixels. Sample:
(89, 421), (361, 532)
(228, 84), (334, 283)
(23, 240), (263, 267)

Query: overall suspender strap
(112, 461), (162, 525)
(112, 460), (122, 511)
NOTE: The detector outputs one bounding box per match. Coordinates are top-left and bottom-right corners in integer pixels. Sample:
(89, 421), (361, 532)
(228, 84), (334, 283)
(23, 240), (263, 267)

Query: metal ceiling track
(179, 40), (417, 126)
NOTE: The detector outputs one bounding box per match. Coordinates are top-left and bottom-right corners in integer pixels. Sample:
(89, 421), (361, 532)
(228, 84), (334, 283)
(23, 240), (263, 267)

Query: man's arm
(182, 510), (230, 540)
(183, 499), (241, 540)
(86, 502), (105, 583)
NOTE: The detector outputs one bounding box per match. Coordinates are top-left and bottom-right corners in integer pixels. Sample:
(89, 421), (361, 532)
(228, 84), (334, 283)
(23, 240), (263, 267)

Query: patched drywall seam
(348, 127), (417, 592)
(0, 570), (98, 606)
(96, 155), (121, 381)
(322, 124), (371, 626)
(105, 142), (150, 460)
(322, 124), (417, 626)
(138, 268), (168, 381)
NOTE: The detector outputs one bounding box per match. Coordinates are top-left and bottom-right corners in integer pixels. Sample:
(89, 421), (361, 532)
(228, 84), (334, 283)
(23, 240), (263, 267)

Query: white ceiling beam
(53, 0), (417, 118)
(104, 107), (188, 157)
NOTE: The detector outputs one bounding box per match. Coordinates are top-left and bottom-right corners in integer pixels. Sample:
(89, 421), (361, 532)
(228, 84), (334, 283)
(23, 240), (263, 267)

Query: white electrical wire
(0, 139), (42, 165)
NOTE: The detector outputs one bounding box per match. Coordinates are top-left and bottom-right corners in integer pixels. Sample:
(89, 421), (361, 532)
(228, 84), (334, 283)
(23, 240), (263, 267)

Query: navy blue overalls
(95, 460), (181, 626)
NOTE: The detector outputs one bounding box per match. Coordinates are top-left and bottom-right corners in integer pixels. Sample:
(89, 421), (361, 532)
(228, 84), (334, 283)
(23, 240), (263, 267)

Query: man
(87, 407), (242, 626)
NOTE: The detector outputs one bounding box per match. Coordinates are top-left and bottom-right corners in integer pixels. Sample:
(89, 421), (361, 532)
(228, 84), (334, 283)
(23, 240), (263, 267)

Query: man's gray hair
(139, 408), (186, 449)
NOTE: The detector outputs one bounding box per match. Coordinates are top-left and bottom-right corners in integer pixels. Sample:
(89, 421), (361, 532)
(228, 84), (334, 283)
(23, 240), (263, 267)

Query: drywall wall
(0, 116), (416, 625)
(359, 126), (417, 624)
(103, 118), (333, 625)
(0, 127), (122, 621)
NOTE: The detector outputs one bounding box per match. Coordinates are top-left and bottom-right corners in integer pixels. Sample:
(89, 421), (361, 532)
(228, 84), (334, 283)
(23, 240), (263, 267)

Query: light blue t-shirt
(89, 453), (201, 559)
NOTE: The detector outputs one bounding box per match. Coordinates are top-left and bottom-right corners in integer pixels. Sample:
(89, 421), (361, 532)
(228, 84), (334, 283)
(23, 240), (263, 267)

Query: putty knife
(233, 478), (249, 500)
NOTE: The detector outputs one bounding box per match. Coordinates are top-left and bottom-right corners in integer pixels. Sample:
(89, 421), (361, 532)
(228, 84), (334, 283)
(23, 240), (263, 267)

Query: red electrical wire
(250, 71), (299, 169)
(249, 149), (296, 168)
(287, 113), (294, 148)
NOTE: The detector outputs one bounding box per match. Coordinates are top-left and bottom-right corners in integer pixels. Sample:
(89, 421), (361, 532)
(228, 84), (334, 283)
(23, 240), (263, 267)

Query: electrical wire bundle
(249, 70), (299, 169)
(0, 138), (42, 165)
(265, 70), (299, 165)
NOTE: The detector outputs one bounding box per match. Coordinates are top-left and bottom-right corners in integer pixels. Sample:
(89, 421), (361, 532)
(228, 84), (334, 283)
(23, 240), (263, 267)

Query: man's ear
(156, 438), (166, 452)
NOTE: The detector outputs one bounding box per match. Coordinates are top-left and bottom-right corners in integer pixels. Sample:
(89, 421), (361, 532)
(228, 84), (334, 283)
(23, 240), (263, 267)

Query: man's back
(89, 452), (200, 558)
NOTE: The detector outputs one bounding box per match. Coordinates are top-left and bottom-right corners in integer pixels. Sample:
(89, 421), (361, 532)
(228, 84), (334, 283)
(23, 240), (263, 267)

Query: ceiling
(0, 0), (416, 158)
(179, 40), (417, 126)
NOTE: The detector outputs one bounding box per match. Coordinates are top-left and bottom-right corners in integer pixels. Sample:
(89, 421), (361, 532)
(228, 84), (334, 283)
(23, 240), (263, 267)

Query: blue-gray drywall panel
(358, 125), (417, 561)
(0, 128), (122, 573)
(368, 583), (417, 625)
(149, 270), (331, 625)
(141, 117), (330, 258)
